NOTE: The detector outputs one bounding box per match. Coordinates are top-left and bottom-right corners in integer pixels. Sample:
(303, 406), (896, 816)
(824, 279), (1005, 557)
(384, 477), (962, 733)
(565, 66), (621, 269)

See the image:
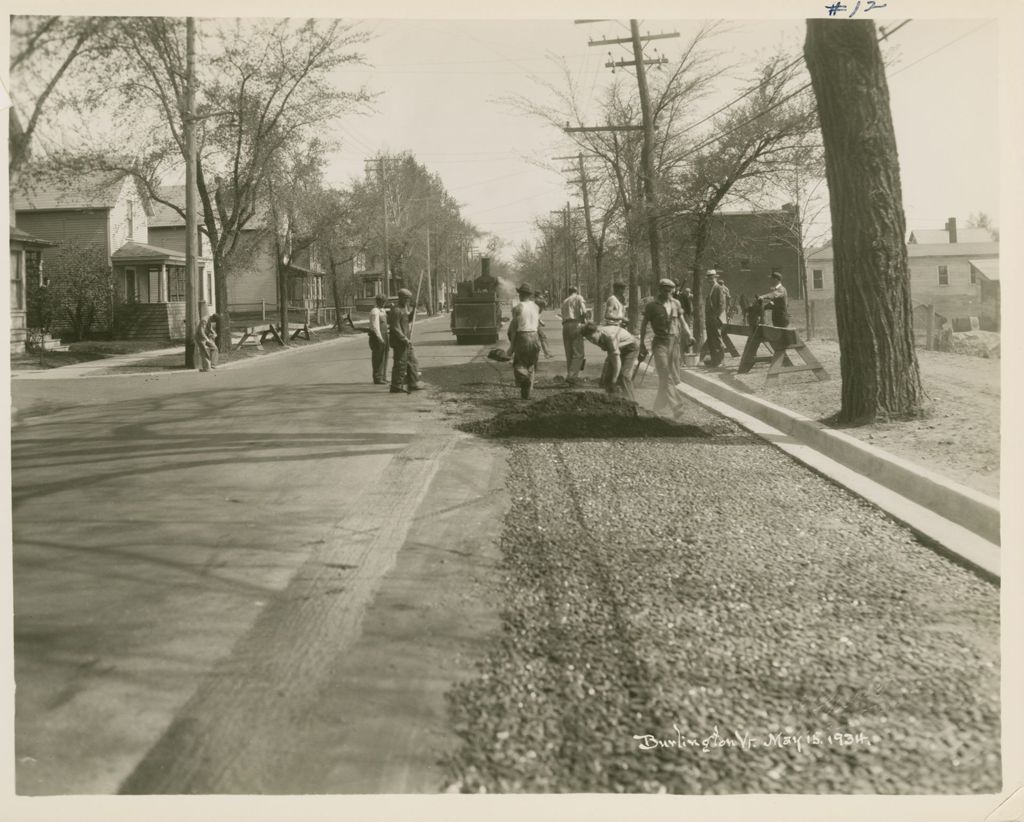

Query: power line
(676, 19), (911, 141)
(889, 19), (994, 77)
(675, 20), (913, 161)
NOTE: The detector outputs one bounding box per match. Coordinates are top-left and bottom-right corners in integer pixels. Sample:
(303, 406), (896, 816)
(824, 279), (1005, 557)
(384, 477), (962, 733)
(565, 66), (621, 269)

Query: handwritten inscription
(825, 0), (888, 16)
(633, 725), (873, 753)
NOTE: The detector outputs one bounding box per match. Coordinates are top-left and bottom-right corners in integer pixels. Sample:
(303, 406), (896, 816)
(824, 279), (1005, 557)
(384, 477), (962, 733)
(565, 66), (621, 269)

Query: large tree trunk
(213, 247), (231, 355)
(805, 19), (923, 423)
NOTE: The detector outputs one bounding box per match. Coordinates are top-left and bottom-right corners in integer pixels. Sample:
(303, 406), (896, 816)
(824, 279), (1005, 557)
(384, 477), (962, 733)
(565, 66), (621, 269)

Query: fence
(806, 298), (954, 350)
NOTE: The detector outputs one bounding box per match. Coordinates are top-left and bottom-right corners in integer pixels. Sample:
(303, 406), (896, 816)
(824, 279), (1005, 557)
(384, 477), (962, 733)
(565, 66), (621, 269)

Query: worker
(535, 297), (554, 358)
(387, 288), (425, 394)
(560, 285), (590, 385)
(368, 294), (389, 385)
(508, 282), (542, 399)
(604, 280), (628, 327)
(704, 269), (728, 367)
(639, 278), (686, 414)
(580, 320), (640, 403)
(194, 313), (217, 372)
(758, 271), (790, 327)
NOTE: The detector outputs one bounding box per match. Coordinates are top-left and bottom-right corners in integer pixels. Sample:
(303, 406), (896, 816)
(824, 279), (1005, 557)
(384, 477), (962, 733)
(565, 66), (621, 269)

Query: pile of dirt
(461, 390), (709, 438)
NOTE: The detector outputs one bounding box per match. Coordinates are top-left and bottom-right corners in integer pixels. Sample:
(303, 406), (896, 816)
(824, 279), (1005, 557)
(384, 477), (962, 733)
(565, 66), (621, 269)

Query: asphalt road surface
(10, 314), (1000, 795)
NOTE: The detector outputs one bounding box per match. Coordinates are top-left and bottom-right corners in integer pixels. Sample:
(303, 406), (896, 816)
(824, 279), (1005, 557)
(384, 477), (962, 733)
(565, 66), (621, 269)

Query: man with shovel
(639, 278), (687, 415)
(387, 288), (426, 394)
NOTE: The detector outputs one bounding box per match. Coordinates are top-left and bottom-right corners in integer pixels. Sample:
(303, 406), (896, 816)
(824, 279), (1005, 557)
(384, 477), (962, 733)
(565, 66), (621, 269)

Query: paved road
(11, 315), (1001, 796)
(11, 316), (508, 794)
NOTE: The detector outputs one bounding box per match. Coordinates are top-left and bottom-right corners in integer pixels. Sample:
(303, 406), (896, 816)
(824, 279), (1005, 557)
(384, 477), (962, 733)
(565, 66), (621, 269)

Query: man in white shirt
(581, 320), (640, 402)
(508, 282), (542, 399)
(604, 280), (627, 327)
(367, 294), (389, 384)
(560, 285), (590, 384)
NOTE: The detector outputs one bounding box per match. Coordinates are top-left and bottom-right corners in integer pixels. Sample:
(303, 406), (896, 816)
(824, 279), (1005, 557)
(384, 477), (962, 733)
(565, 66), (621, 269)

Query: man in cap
(758, 271), (790, 327)
(604, 280), (628, 327)
(704, 269), (728, 367)
(368, 294), (389, 384)
(580, 320), (640, 403)
(639, 278), (686, 414)
(560, 285), (590, 384)
(387, 288), (425, 394)
(507, 282), (542, 399)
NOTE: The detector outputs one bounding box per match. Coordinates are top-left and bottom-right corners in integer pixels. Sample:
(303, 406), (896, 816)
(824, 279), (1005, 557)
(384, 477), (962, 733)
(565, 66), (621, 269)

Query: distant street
(11, 315), (1000, 794)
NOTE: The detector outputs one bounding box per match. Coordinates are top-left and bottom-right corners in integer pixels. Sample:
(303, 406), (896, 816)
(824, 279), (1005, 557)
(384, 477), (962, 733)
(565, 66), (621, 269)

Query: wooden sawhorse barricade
(730, 323), (829, 381)
(235, 324), (285, 350)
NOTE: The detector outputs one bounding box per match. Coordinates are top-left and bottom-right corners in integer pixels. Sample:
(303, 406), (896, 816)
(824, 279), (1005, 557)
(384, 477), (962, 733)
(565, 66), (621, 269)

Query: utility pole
(183, 16), (198, 369)
(425, 213), (432, 315)
(586, 22), (679, 288)
(553, 152), (600, 302)
(365, 154), (391, 296)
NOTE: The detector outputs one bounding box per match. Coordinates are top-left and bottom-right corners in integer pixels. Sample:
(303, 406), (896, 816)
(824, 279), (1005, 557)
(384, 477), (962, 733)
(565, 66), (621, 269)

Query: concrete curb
(677, 368), (1001, 547)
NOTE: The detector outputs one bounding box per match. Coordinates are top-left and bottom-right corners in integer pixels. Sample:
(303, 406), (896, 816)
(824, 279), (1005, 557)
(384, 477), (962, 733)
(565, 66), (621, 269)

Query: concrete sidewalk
(10, 325), (368, 381)
(11, 347), (184, 380)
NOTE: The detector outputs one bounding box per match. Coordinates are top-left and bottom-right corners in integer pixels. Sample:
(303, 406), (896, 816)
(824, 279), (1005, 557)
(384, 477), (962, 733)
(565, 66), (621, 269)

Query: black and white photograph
(3, 0), (1022, 818)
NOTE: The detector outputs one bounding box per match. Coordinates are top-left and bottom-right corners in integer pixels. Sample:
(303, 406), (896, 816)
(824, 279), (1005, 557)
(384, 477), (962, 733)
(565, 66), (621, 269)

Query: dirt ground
(724, 339), (1000, 498)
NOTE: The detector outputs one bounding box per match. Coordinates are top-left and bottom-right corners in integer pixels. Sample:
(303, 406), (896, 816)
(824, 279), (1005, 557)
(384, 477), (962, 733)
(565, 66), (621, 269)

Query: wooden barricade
(733, 323), (829, 381)
(235, 323), (285, 350)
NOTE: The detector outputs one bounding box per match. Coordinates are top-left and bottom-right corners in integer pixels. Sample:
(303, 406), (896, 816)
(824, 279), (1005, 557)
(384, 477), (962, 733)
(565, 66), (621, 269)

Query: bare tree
(805, 19), (923, 423)
(8, 16), (109, 177)
(504, 26), (720, 323)
(37, 17), (372, 353)
(661, 57), (819, 345)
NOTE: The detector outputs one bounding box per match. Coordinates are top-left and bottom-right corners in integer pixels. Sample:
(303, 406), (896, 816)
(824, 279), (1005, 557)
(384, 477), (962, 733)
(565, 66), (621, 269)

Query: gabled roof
(9, 225), (56, 247)
(13, 169), (143, 212)
(909, 228), (993, 244)
(111, 240), (186, 263)
(149, 186), (189, 227)
(808, 241), (999, 262)
(970, 258), (1000, 281)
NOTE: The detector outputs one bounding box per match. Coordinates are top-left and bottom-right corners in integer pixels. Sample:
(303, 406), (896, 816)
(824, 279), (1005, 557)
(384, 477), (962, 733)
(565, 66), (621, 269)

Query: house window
(813, 269), (823, 290)
(167, 267), (186, 301)
(938, 265), (949, 286)
(10, 251), (24, 311)
(124, 268), (138, 302)
(127, 200), (134, 239)
(25, 250), (42, 285)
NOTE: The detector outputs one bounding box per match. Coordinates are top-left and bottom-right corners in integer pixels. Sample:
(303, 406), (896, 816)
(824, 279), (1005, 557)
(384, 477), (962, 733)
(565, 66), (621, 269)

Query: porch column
(161, 264), (168, 303)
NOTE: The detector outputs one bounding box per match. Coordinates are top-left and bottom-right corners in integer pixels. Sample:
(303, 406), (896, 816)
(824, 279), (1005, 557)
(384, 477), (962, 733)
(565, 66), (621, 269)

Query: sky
(316, 16), (1001, 254)
(2, 6), (1006, 258)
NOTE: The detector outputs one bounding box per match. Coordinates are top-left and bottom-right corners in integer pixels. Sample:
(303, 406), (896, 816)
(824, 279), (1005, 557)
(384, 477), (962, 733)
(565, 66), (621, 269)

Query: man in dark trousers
(387, 288), (425, 394)
(704, 269), (728, 367)
(368, 294), (389, 384)
(758, 271), (790, 327)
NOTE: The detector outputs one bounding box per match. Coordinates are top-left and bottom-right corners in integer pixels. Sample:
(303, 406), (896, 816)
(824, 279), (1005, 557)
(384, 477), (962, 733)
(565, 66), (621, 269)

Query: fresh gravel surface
(431, 359), (1000, 795)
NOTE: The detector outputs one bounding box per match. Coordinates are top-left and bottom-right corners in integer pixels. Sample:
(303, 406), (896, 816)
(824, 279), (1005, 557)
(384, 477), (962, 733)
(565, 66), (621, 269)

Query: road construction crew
(580, 320), (640, 403)
(560, 285), (590, 385)
(604, 280), (628, 326)
(387, 288), (425, 394)
(639, 278), (686, 415)
(508, 282), (542, 399)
